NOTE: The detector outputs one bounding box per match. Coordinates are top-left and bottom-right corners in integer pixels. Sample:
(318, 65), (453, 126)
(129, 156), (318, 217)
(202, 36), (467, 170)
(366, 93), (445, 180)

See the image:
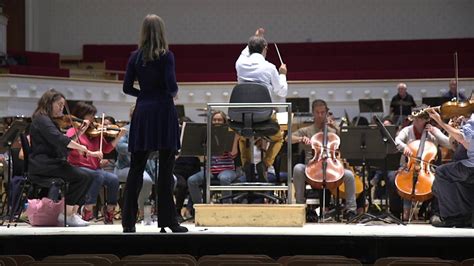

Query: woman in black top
(122, 14), (186, 233)
(29, 89), (101, 226)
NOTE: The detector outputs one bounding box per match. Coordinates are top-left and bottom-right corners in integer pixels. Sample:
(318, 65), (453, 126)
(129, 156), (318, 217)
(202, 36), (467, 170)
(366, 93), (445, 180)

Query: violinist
(29, 89), (98, 227)
(387, 106), (451, 221)
(427, 109), (474, 228)
(66, 101), (126, 224)
(290, 99), (357, 220)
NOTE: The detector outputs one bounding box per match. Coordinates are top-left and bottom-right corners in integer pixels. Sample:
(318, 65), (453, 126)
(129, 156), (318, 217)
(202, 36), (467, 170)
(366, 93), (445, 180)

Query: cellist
(387, 105), (451, 221)
(290, 99), (357, 221)
(427, 109), (474, 228)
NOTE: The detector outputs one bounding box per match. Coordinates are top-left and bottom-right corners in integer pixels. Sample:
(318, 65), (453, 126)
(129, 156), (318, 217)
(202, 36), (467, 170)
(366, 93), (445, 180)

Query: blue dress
(123, 49), (180, 152)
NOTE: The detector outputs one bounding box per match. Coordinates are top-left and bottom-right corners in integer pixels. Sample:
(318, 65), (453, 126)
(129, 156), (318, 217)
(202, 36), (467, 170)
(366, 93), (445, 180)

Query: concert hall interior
(0, 0), (474, 265)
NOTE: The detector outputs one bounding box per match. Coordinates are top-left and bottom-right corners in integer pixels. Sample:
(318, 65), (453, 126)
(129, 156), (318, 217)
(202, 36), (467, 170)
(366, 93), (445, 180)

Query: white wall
(26, 0), (474, 55)
(1, 75), (473, 123)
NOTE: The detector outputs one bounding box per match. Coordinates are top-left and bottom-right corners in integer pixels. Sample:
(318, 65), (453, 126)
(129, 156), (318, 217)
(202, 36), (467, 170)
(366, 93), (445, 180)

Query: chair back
(229, 83), (273, 123)
(229, 83), (278, 138)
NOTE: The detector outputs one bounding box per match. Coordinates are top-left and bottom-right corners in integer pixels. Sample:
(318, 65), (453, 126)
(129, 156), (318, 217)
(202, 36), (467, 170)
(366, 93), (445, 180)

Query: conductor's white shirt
(235, 46), (288, 101)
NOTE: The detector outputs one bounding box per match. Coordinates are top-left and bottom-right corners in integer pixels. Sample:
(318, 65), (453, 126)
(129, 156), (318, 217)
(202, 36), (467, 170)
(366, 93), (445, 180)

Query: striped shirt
(210, 152), (235, 175)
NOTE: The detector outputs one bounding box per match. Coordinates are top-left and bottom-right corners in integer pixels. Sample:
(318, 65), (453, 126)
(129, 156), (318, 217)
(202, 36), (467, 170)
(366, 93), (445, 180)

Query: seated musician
(235, 27), (288, 176)
(387, 106), (451, 220)
(427, 110), (474, 227)
(187, 111), (239, 212)
(115, 104), (154, 220)
(66, 101), (126, 224)
(290, 99), (357, 220)
(29, 89), (99, 226)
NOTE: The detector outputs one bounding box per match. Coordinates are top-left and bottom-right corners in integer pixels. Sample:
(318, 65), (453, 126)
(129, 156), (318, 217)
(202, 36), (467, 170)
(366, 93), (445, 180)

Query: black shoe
(160, 225), (188, 233)
(123, 226), (136, 233)
(343, 210), (357, 221)
(430, 215), (467, 228)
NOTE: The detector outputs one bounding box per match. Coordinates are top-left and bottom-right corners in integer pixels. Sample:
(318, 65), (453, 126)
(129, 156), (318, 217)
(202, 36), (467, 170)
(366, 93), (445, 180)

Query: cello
(305, 115), (345, 190)
(395, 129), (437, 202)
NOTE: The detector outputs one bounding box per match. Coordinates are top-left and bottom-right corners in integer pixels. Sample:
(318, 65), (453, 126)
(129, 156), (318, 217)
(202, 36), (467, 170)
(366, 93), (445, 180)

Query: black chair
(13, 133), (68, 226)
(226, 83), (284, 203)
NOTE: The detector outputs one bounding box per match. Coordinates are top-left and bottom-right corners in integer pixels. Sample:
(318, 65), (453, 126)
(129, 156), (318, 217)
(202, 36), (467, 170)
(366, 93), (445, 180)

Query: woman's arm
(123, 52), (140, 97)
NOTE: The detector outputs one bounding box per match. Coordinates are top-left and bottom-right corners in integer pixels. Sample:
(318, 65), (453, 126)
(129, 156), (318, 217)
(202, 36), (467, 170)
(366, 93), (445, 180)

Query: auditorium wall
(25, 0), (474, 56)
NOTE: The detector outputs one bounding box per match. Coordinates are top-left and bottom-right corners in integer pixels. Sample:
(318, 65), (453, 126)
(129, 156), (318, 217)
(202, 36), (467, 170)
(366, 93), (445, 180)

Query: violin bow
(454, 52), (459, 102)
(99, 113), (105, 154)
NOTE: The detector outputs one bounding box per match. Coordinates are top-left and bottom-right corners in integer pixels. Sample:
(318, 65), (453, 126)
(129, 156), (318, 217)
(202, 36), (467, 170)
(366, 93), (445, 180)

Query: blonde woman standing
(122, 14), (186, 233)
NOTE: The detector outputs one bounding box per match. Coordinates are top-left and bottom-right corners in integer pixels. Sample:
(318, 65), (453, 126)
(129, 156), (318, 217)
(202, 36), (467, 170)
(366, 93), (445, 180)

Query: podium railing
(206, 102), (293, 204)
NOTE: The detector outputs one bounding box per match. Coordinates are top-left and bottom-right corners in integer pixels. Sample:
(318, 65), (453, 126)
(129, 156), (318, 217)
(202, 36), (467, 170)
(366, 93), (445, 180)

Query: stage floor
(1, 221), (473, 237)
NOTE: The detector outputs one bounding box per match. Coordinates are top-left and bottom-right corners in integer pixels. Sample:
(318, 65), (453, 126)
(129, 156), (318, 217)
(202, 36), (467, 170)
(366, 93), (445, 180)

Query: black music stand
(286, 97), (310, 115)
(422, 97), (446, 107)
(0, 120), (28, 224)
(357, 98), (383, 126)
(179, 122), (235, 203)
(340, 125), (400, 224)
(373, 115), (405, 225)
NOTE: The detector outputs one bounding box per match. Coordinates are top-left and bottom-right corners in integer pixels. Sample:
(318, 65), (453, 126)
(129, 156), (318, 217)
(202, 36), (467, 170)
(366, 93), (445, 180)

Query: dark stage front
(0, 223), (473, 264)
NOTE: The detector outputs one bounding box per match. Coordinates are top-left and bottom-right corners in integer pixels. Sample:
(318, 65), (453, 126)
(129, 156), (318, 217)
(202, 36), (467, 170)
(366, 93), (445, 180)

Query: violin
(395, 129), (437, 202)
(53, 114), (83, 129)
(86, 123), (121, 138)
(54, 115), (122, 138)
(411, 100), (474, 121)
(305, 116), (345, 190)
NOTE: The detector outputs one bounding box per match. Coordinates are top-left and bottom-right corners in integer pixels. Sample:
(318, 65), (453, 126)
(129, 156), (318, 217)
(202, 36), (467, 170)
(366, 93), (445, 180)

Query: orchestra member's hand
(403, 146), (413, 157)
(100, 159), (110, 168)
(426, 108), (442, 124)
(118, 127), (128, 138)
(279, 64), (287, 75)
(88, 150), (103, 160)
(230, 145), (239, 159)
(78, 119), (91, 136)
(425, 124), (435, 134)
(300, 136), (311, 145)
(255, 28), (265, 37)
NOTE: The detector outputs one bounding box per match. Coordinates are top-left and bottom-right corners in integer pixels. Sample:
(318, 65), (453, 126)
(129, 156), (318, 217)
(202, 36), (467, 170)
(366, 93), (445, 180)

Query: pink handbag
(26, 198), (64, 226)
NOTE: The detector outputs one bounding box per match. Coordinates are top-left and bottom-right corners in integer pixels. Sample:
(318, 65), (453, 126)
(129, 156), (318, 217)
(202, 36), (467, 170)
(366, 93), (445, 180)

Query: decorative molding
(1, 75), (473, 122)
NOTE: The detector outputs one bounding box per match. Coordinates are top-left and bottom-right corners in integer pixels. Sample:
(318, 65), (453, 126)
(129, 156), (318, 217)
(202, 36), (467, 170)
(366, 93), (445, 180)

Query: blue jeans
(115, 167), (153, 211)
(80, 167), (120, 205)
(188, 169), (237, 206)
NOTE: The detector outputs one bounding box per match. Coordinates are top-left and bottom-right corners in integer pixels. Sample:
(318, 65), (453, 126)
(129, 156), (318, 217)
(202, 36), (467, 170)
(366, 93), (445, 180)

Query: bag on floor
(26, 197), (63, 226)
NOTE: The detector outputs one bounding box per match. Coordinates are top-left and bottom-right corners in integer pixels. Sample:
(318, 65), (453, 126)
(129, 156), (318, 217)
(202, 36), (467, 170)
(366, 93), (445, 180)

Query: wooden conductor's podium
(194, 204), (306, 227)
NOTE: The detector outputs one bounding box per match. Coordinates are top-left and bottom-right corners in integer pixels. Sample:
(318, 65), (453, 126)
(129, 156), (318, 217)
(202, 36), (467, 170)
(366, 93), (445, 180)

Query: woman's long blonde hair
(139, 14), (168, 63)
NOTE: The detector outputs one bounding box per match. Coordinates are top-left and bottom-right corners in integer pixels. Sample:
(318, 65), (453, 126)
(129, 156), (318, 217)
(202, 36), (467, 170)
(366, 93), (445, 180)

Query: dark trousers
(32, 164), (94, 206)
(432, 161), (474, 219)
(122, 149), (178, 228)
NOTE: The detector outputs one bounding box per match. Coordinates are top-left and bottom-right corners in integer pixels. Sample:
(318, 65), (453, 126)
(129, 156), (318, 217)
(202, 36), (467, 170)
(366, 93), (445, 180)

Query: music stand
(286, 97), (310, 115)
(359, 99), (383, 113)
(373, 115), (405, 224)
(340, 125), (398, 224)
(179, 122), (235, 204)
(175, 104), (185, 120)
(0, 120), (28, 225)
(422, 97), (446, 107)
(180, 122), (235, 157)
